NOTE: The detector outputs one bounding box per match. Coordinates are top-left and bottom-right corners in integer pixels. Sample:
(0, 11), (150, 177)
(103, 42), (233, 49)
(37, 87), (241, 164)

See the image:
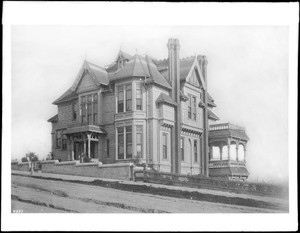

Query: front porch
(65, 122), (106, 162)
(208, 122), (249, 181)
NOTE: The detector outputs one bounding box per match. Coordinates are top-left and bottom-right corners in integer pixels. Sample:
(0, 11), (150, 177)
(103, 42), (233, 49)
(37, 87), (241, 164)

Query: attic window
(118, 59), (126, 69)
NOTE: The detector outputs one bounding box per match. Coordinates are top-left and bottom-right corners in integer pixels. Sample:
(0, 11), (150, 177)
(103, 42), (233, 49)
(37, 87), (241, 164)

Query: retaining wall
(11, 161), (31, 171)
(39, 160), (134, 180)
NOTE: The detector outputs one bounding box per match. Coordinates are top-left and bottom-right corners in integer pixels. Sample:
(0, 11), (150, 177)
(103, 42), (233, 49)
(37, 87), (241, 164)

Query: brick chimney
(167, 38), (181, 174)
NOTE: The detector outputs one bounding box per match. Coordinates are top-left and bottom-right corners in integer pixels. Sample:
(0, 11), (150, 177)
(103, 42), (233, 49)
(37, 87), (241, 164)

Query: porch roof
(65, 124), (107, 135)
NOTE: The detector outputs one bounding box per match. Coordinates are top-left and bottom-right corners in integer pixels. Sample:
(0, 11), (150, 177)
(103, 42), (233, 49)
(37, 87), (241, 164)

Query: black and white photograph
(2, 2), (298, 232)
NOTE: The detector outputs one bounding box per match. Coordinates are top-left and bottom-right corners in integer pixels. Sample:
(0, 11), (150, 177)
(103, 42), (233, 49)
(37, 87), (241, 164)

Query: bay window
(93, 94), (98, 124)
(162, 133), (168, 159)
(117, 127), (124, 159)
(81, 96), (86, 123)
(194, 140), (198, 163)
(180, 138), (184, 161)
(126, 84), (132, 111)
(126, 126), (132, 159)
(136, 83), (142, 110)
(117, 125), (133, 160)
(188, 94), (197, 120)
(136, 126), (143, 157)
(117, 86), (124, 113)
(80, 93), (98, 125)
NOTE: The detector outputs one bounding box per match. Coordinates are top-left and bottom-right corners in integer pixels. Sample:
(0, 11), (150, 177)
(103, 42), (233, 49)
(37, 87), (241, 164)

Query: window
(126, 84), (132, 111)
(117, 127), (124, 159)
(117, 126), (133, 160)
(126, 126), (132, 159)
(136, 83), (142, 110)
(180, 138), (184, 161)
(106, 139), (110, 157)
(56, 130), (62, 148)
(192, 96), (196, 120)
(62, 131), (67, 150)
(162, 133), (168, 159)
(81, 93), (99, 124)
(117, 86), (124, 113)
(117, 84), (134, 113)
(72, 102), (77, 120)
(136, 126), (143, 157)
(81, 96), (86, 123)
(93, 94), (98, 124)
(188, 94), (197, 120)
(194, 140), (198, 163)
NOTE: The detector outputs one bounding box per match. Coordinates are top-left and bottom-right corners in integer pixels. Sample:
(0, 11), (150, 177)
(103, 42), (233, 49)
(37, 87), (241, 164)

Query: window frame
(136, 83), (143, 111)
(136, 125), (143, 158)
(180, 137), (184, 161)
(162, 133), (168, 160)
(194, 140), (198, 163)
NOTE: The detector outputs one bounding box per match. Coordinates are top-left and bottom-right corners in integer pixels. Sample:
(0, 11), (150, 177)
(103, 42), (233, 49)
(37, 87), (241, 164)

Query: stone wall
(39, 160), (134, 180)
(11, 161), (31, 171)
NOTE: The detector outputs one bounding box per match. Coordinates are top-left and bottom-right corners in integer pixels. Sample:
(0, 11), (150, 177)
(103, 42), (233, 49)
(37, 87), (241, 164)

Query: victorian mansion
(48, 38), (249, 180)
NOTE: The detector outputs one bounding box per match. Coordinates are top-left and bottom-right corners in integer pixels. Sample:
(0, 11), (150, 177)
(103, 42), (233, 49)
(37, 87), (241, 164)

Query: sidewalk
(11, 170), (288, 206)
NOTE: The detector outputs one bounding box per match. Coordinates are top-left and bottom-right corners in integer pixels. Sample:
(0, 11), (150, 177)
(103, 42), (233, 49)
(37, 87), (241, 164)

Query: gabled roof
(47, 114), (58, 122)
(110, 54), (171, 89)
(85, 61), (109, 86)
(71, 60), (108, 92)
(156, 93), (177, 107)
(115, 50), (132, 61)
(208, 109), (220, 121)
(144, 55), (171, 89)
(53, 60), (108, 105)
(207, 92), (217, 107)
(156, 56), (195, 82)
(52, 88), (77, 105)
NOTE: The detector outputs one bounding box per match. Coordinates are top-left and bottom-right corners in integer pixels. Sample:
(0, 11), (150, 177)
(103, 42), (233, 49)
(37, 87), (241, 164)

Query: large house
(48, 38), (249, 180)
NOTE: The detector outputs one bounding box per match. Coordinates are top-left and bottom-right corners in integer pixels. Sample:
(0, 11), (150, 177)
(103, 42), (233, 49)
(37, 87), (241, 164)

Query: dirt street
(11, 175), (288, 213)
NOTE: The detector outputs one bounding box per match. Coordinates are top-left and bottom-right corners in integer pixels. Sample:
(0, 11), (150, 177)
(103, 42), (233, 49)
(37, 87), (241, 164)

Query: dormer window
(118, 58), (126, 69)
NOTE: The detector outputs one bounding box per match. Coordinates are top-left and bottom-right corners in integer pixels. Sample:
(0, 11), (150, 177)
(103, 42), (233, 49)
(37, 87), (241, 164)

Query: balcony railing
(209, 159), (246, 168)
(209, 122), (245, 132)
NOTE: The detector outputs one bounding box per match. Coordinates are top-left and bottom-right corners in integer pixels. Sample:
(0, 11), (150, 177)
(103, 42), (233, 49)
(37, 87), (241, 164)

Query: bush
(21, 157), (28, 162)
(83, 156), (91, 163)
(46, 152), (53, 160)
(24, 152), (39, 162)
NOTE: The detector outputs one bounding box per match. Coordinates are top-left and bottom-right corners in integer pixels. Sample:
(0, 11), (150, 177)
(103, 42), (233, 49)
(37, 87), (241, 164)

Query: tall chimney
(167, 38), (181, 174)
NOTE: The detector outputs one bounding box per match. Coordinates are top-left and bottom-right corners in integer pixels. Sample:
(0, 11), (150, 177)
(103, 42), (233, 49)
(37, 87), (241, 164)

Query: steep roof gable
(185, 56), (207, 90)
(53, 60), (108, 105)
(71, 60), (108, 92)
(110, 54), (171, 89)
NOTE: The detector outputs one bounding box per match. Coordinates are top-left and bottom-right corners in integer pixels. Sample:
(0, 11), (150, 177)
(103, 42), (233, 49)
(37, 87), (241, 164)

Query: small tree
(46, 152), (53, 160)
(21, 157), (29, 162)
(25, 152), (39, 162)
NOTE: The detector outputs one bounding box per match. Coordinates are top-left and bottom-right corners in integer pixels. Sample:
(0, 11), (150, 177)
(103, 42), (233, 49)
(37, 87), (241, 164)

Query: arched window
(238, 144), (245, 161)
(212, 146), (220, 160)
(222, 145), (228, 160)
(230, 144), (237, 160)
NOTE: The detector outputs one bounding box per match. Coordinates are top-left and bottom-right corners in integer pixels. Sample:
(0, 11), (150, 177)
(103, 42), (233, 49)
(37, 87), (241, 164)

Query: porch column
(227, 138), (231, 161)
(71, 136), (74, 161)
(209, 145), (213, 161)
(244, 144), (247, 163)
(67, 136), (71, 161)
(87, 133), (91, 158)
(236, 143), (239, 161)
(220, 146), (223, 161)
(83, 135), (86, 161)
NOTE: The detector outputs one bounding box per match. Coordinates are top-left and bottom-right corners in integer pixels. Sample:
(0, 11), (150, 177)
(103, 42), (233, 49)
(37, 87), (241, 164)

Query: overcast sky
(11, 25), (289, 183)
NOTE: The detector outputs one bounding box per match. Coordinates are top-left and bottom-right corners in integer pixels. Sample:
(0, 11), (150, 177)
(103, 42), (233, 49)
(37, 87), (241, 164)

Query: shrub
(21, 157), (28, 162)
(24, 152), (39, 162)
(83, 156), (91, 163)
